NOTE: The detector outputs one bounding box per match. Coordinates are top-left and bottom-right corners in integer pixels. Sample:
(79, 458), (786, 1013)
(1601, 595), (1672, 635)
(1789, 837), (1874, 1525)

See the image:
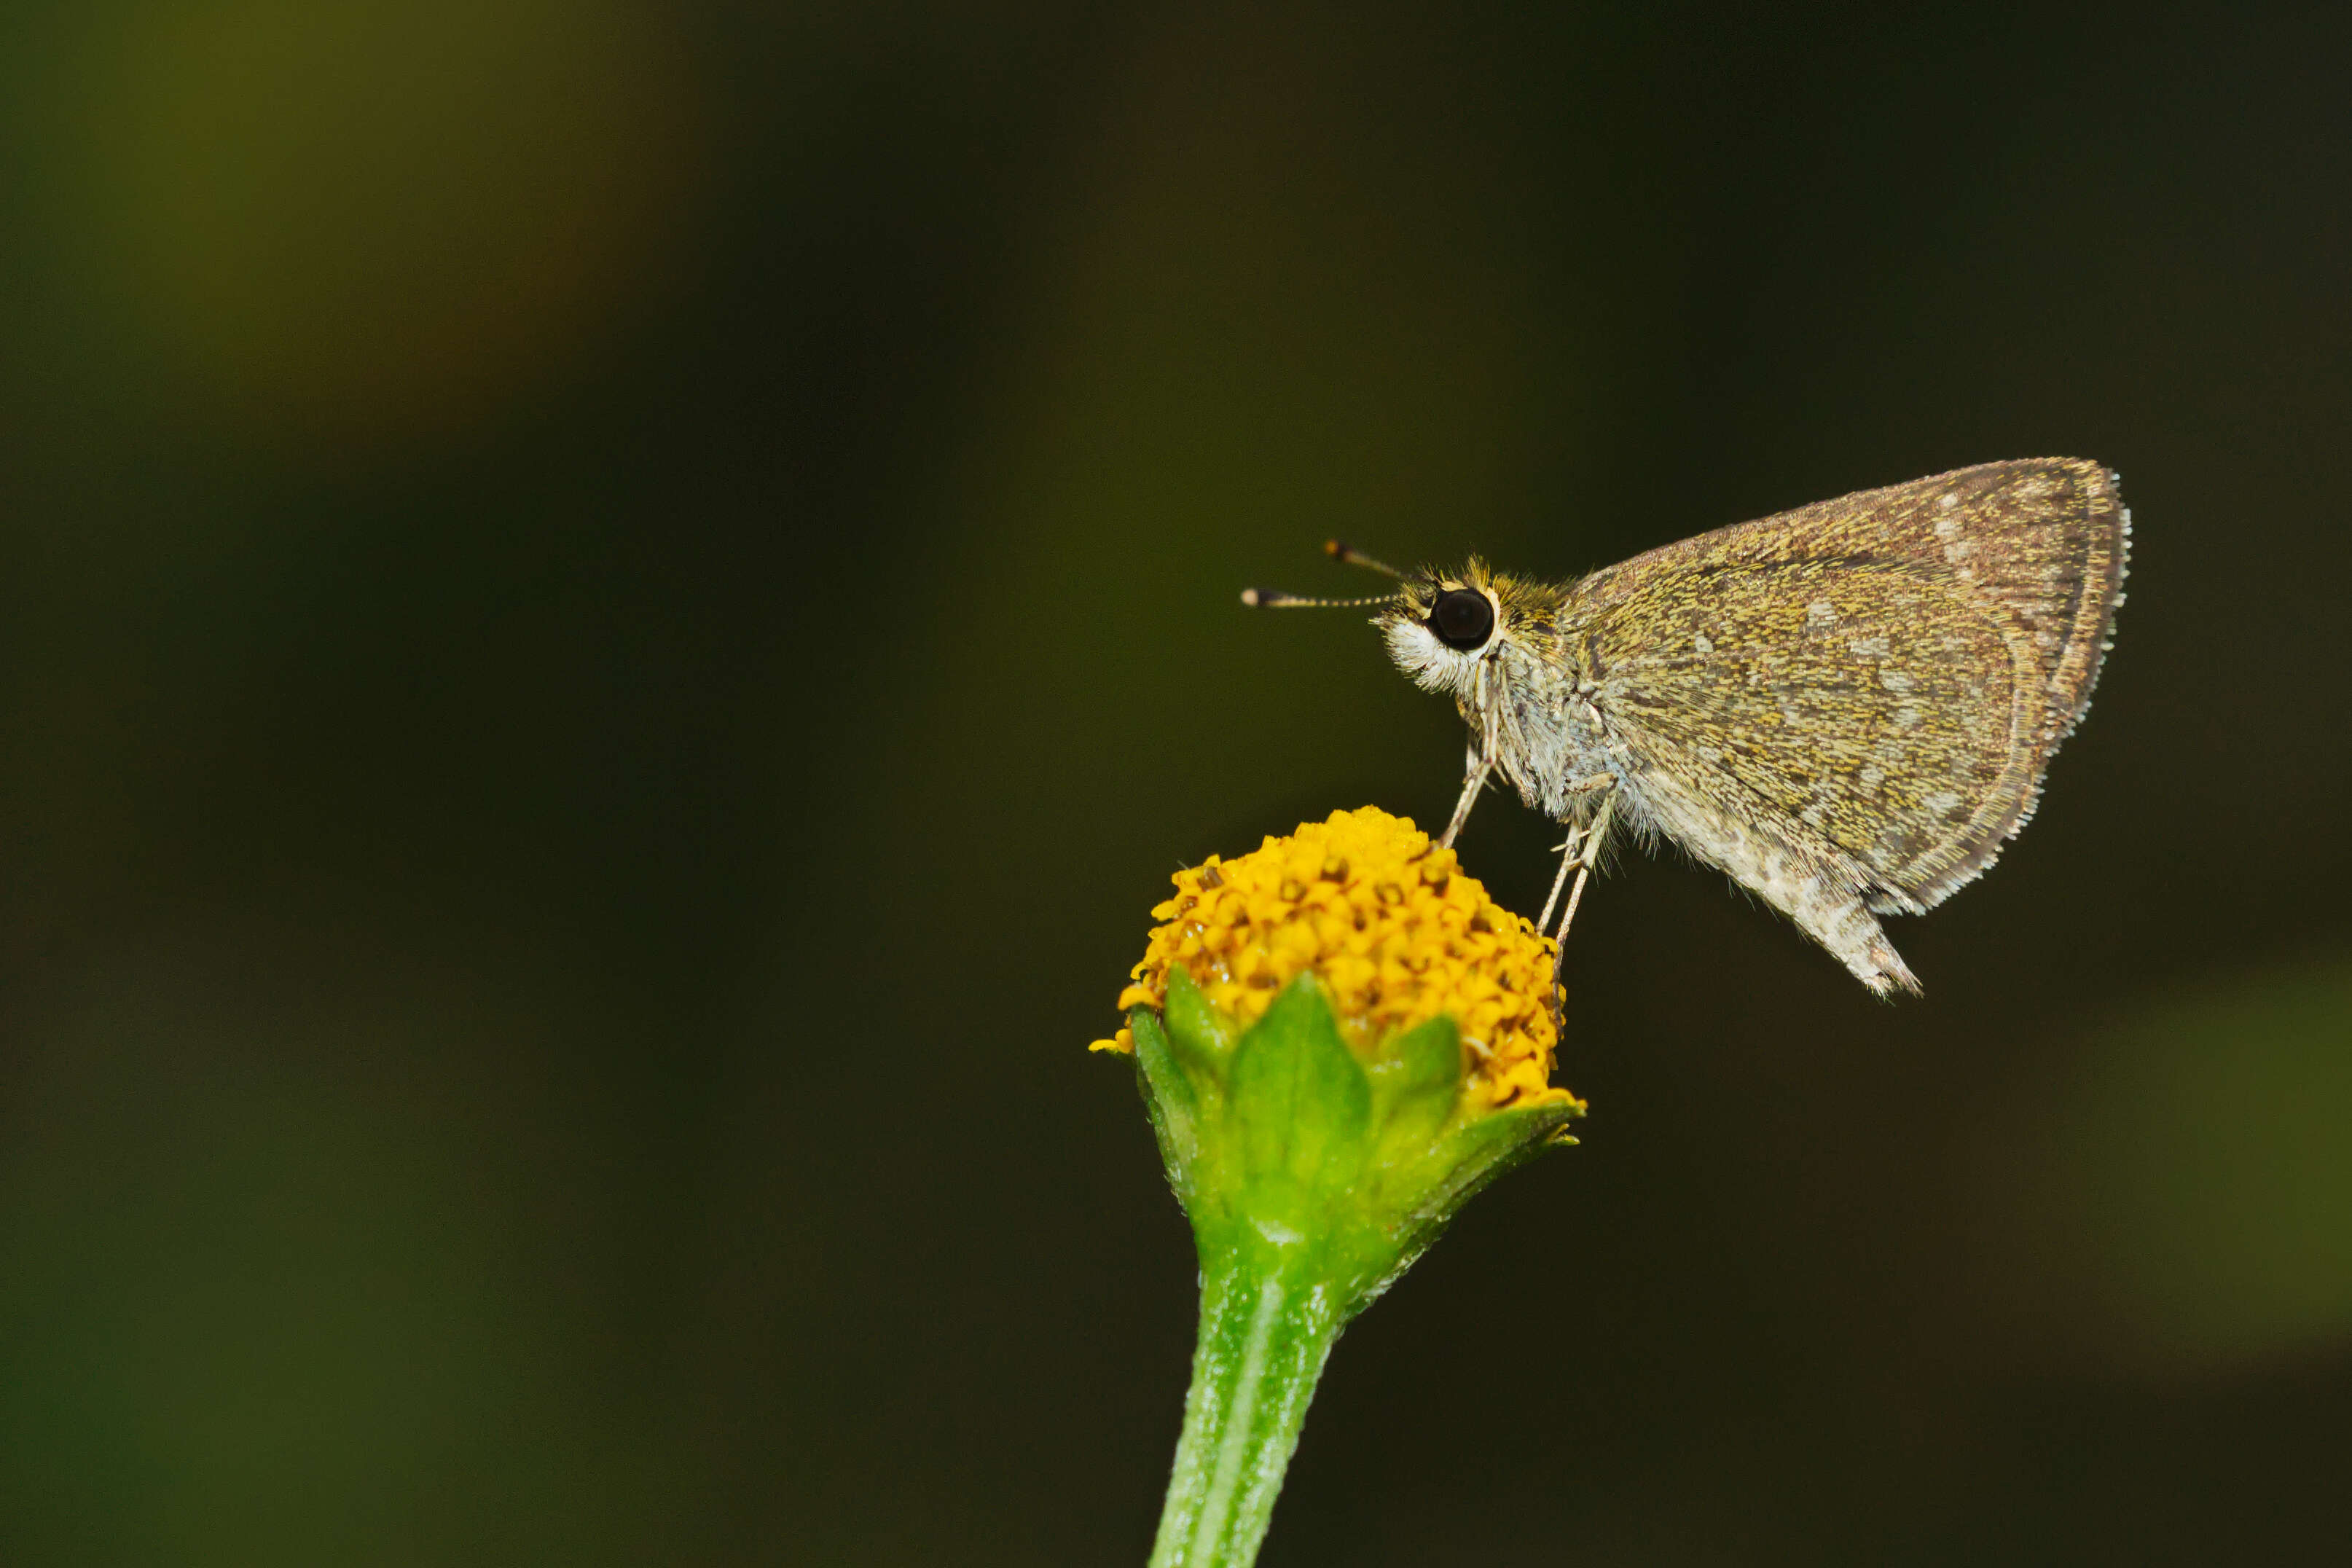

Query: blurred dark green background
(1, 2), (2348, 1562)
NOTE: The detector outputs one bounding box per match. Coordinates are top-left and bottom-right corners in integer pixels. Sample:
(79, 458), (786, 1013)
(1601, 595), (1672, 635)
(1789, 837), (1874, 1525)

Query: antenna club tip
(1239, 587), (1267, 607)
(1322, 538), (1346, 559)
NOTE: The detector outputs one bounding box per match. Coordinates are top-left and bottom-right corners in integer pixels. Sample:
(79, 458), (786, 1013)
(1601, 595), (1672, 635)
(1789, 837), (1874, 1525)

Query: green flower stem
(1122, 970), (1582, 1567)
(1149, 1247), (1345, 1568)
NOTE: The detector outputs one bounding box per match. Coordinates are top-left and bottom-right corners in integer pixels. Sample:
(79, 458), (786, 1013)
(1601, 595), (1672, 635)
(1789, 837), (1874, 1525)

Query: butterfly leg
(1551, 788), (1618, 981)
(1536, 774), (1617, 930)
(1537, 827), (1583, 933)
(1437, 750), (1491, 849)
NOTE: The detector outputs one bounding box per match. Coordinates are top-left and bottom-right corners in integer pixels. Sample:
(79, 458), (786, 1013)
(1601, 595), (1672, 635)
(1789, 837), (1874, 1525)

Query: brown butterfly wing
(1577, 459), (2128, 911)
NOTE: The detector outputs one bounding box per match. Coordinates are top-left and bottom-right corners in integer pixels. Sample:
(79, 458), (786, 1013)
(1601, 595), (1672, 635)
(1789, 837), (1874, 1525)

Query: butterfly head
(1240, 544), (1549, 703)
(1376, 560), (1528, 701)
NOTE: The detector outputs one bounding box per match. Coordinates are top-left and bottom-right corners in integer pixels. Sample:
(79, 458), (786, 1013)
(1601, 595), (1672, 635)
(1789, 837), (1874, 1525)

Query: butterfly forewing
(1574, 459), (2128, 912)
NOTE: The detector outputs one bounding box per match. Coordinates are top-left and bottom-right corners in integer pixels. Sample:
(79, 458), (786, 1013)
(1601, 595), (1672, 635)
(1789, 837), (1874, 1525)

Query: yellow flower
(1093, 807), (1574, 1110)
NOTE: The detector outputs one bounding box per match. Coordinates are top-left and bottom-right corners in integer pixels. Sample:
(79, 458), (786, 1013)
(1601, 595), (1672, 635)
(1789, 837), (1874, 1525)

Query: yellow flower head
(1094, 807), (1572, 1109)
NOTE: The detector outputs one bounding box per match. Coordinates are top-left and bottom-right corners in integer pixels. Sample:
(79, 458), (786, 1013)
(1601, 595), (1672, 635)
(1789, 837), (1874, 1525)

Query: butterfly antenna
(1324, 539), (1406, 580)
(1239, 588), (1396, 609)
(1240, 538), (1412, 608)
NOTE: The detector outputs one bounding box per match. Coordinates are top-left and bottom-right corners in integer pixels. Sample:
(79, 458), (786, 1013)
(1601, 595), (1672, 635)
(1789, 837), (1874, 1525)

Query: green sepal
(1126, 1007), (1202, 1212)
(1227, 975), (1373, 1208)
(1386, 1098), (1585, 1269)
(1162, 965), (1240, 1067)
(1365, 1014), (1464, 1160)
(1120, 971), (1577, 1317)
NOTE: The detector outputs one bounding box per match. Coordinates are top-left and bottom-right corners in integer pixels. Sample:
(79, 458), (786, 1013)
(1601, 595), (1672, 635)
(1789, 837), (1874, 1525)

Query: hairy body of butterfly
(1378, 458), (2129, 997)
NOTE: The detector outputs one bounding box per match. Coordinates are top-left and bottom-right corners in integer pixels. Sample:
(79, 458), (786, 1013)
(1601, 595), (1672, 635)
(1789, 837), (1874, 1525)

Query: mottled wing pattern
(1583, 459), (2128, 911)
(1599, 562), (2022, 910)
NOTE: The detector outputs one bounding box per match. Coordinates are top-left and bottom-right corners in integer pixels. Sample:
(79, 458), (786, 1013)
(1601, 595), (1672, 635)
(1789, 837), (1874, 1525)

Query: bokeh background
(1, 1), (2348, 1562)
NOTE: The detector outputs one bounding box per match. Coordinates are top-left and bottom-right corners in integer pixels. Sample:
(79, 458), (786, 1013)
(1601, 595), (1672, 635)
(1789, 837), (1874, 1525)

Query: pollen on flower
(1091, 807), (1575, 1110)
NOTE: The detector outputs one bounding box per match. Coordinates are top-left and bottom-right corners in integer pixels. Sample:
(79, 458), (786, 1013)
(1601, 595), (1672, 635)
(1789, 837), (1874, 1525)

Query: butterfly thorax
(1383, 565), (1620, 825)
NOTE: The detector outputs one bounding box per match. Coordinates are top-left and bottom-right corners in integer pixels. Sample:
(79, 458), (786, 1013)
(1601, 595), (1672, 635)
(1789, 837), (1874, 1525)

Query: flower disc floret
(1094, 807), (1570, 1108)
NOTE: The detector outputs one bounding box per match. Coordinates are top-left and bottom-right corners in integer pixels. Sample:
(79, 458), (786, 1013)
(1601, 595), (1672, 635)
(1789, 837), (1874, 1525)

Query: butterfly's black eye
(1428, 589), (1495, 651)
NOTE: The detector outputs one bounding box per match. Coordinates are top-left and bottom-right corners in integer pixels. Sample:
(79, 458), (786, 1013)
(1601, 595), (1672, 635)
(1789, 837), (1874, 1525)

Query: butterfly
(1246, 459), (2129, 995)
